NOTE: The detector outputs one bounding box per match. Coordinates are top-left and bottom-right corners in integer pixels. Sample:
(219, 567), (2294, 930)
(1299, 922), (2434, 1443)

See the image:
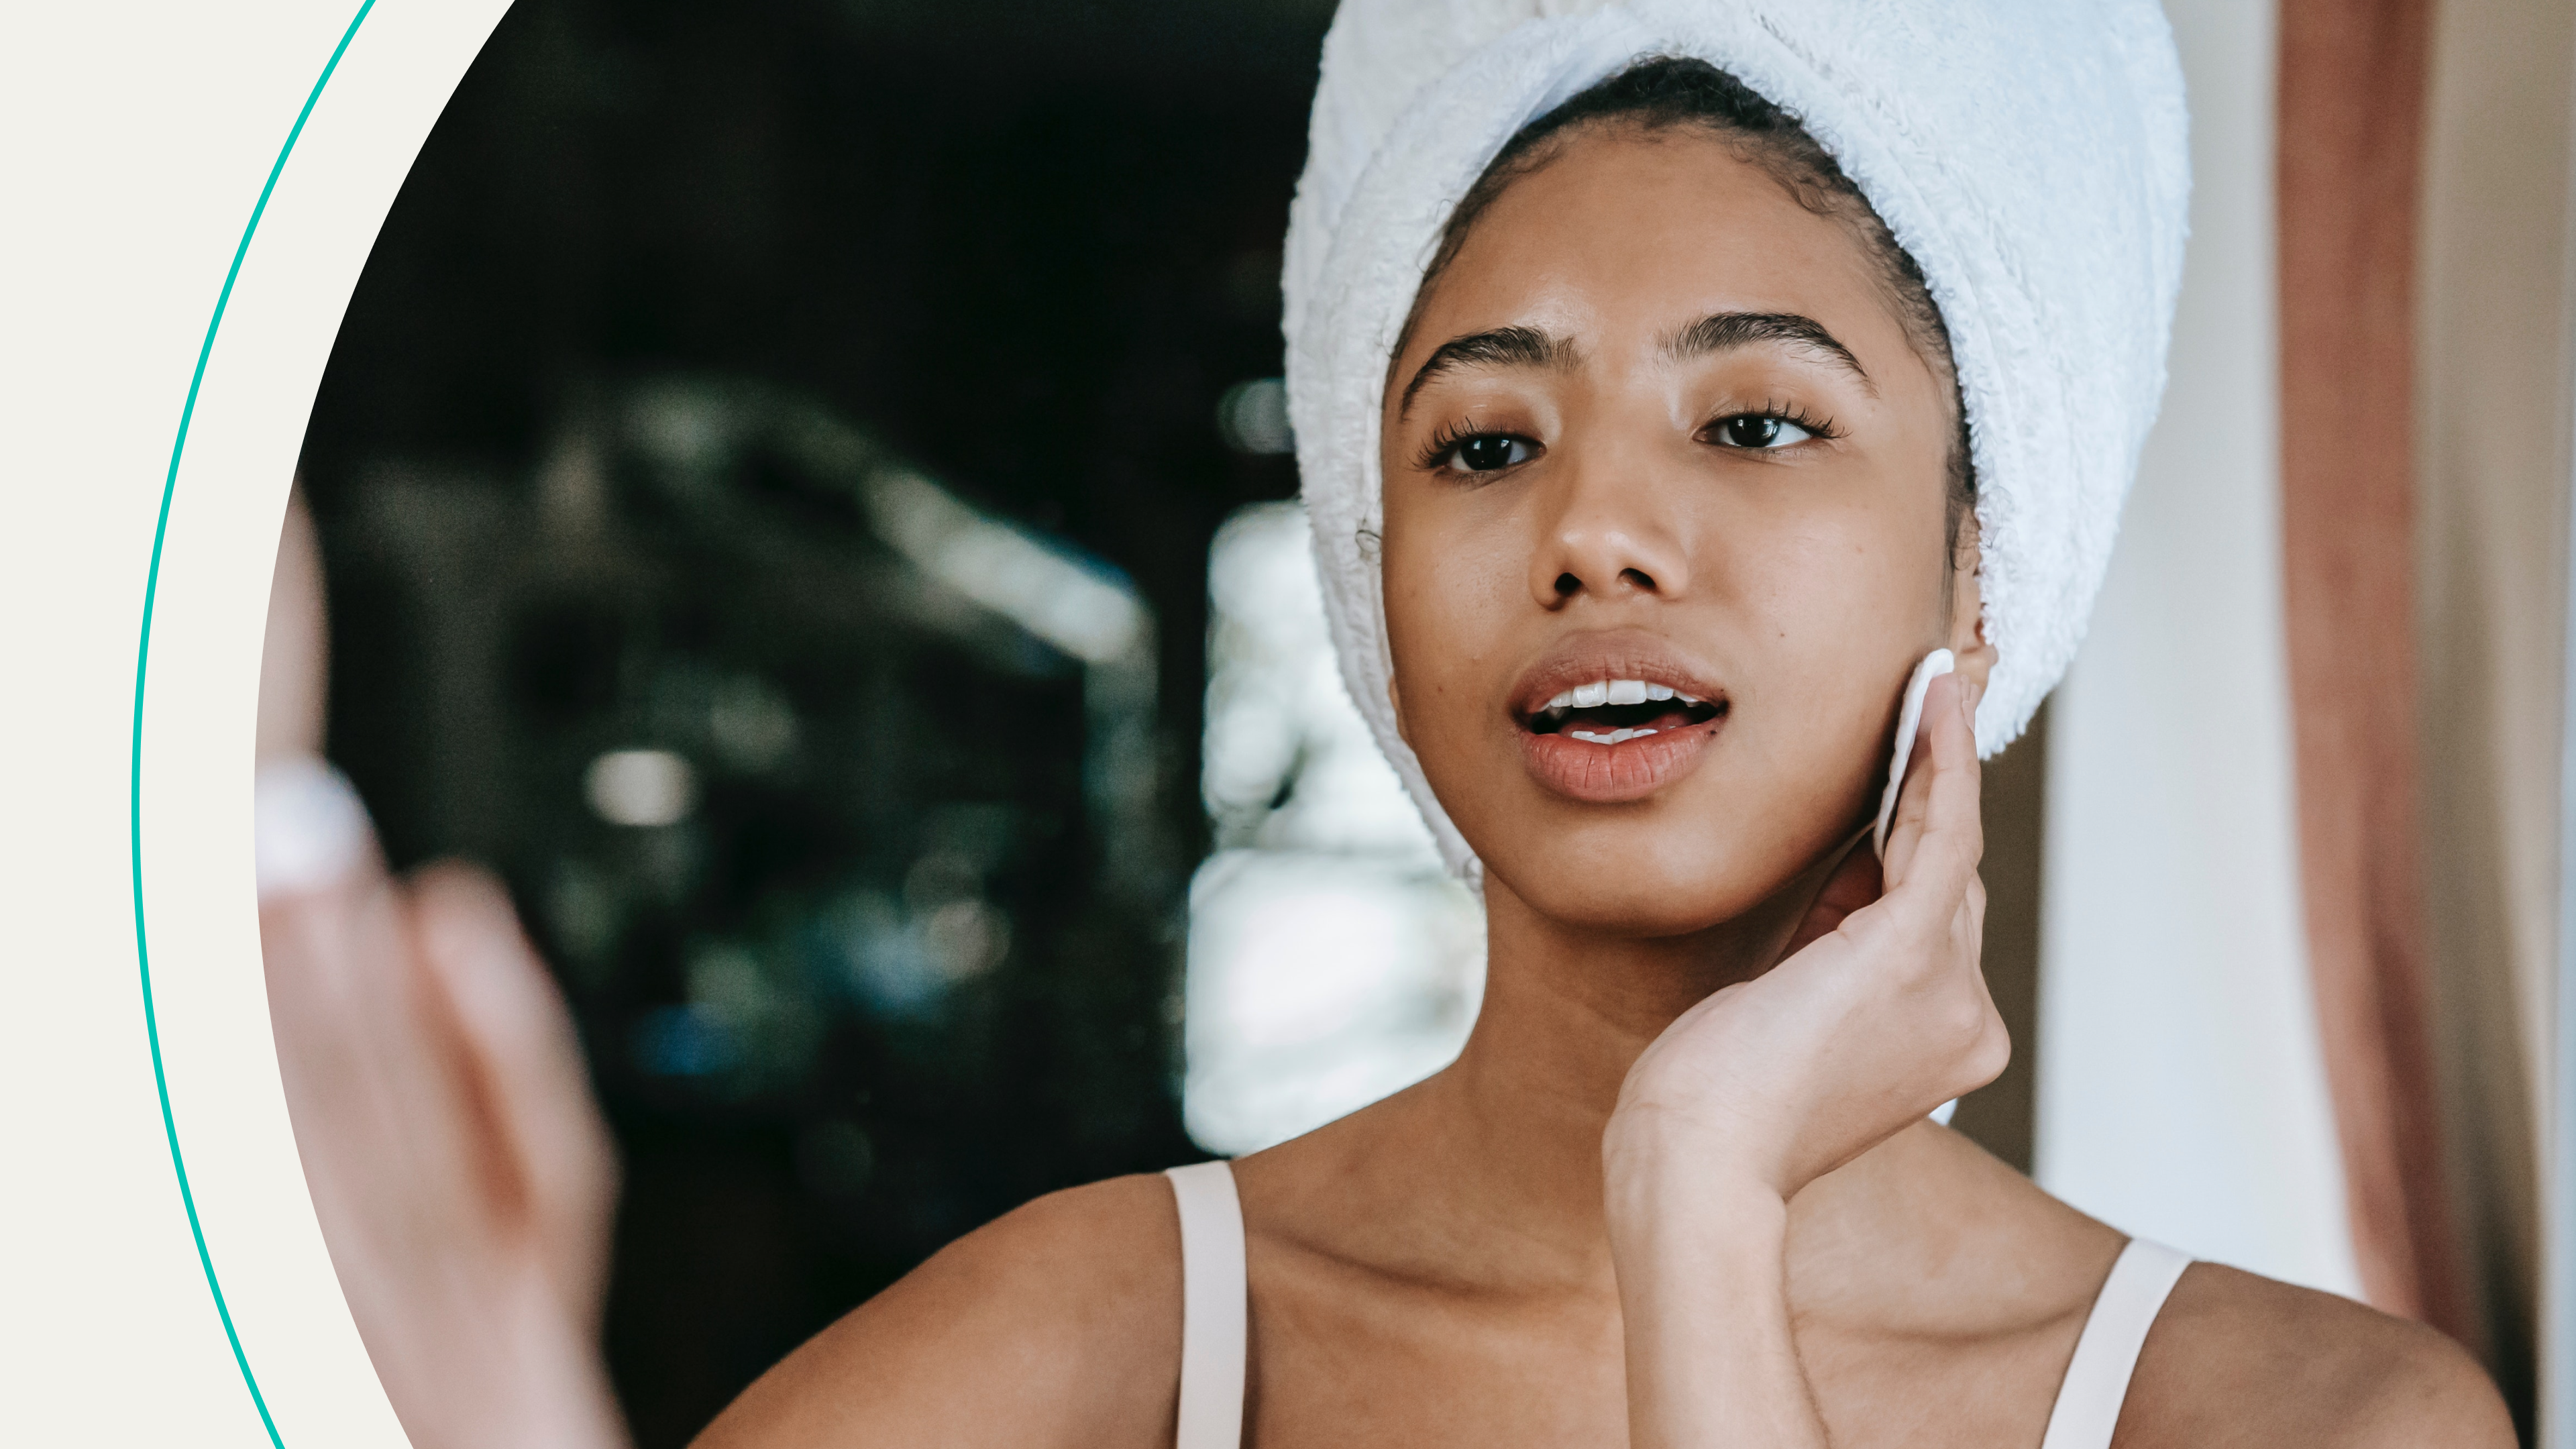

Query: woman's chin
(1483, 842), (1780, 938)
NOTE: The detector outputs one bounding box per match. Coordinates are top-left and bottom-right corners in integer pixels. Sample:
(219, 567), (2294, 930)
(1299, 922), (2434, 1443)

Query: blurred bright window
(1184, 502), (1485, 1155)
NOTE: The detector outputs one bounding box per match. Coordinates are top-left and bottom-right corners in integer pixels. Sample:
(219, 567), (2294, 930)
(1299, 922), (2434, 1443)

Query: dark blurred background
(294, 2), (2046, 1442)
(297, 1), (1330, 1442)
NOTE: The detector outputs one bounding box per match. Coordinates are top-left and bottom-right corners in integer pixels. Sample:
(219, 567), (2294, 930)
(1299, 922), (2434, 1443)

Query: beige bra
(1164, 1161), (2188, 1449)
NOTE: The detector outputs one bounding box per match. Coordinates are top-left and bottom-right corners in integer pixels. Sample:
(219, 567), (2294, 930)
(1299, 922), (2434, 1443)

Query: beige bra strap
(1165, 1161), (1246, 1449)
(2038, 1238), (2192, 1449)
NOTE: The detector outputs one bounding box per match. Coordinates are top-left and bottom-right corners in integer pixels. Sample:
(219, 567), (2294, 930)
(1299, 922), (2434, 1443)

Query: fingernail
(255, 755), (376, 900)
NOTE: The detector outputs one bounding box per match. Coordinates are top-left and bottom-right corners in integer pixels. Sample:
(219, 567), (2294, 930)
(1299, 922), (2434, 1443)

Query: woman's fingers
(409, 861), (621, 1328)
(1776, 837), (1880, 961)
(262, 863), (506, 1444)
(256, 761), (476, 1242)
(1876, 672), (1982, 910)
(1825, 671), (2000, 1097)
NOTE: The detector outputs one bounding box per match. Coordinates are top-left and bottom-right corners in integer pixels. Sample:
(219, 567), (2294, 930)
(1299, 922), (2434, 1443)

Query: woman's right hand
(1605, 668), (2002, 1202)
(1600, 670), (2006, 1448)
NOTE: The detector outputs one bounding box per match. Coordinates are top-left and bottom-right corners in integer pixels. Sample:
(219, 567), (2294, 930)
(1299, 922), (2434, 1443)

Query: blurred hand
(260, 792), (629, 1449)
(258, 490), (628, 1449)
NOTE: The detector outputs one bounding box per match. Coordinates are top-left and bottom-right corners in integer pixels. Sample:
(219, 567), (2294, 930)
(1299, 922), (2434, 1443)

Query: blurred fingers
(256, 489), (328, 761)
(256, 756), (437, 1157)
(258, 762), (507, 1422)
(409, 860), (620, 1325)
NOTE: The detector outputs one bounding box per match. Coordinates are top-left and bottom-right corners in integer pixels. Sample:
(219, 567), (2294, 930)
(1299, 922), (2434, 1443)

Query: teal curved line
(131, 2), (380, 1444)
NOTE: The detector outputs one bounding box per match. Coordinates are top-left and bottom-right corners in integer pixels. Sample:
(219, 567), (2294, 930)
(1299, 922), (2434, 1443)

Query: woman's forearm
(1607, 1136), (1829, 1449)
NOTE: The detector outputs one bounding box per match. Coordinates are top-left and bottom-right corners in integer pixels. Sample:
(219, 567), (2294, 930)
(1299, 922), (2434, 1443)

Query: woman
(700, 3), (2513, 1444)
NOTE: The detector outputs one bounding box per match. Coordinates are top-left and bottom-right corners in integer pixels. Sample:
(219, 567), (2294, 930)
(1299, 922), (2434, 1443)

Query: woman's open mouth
(1515, 665), (1730, 804)
(1525, 678), (1727, 743)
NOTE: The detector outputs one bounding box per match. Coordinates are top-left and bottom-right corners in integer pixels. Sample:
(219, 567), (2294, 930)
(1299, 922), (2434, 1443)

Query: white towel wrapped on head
(1283, 0), (2190, 882)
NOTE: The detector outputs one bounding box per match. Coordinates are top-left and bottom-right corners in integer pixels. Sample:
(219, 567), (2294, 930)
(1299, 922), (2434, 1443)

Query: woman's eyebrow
(1664, 311), (1876, 395)
(1398, 324), (1576, 417)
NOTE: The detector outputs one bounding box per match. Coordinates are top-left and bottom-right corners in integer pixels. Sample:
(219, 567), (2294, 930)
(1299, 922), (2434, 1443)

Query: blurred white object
(1185, 502), (1483, 1155)
(1216, 378), (1295, 456)
(863, 467), (1144, 665)
(2036, 0), (2359, 1298)
(254, 754), (374, 901)
(584, 749), (697, 828)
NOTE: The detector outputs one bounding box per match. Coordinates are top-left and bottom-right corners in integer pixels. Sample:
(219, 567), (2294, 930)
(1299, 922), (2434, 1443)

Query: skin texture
(694, 124), (2513, 1448)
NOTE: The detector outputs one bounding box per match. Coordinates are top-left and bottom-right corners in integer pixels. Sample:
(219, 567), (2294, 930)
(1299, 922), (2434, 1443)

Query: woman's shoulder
(691, 1171), (1184, 1449)
(2123, 1259), (2513, 1448)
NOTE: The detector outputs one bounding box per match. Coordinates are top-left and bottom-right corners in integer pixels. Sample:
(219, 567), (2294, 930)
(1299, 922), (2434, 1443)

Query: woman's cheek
(1386, 511), (1516, 690)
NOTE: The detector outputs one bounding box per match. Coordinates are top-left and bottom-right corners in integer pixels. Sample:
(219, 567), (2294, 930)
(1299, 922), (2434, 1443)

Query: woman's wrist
(1604, 1103), (1787, 1215)
(1605, 1122), (1817, 1449)
(1602, 1109), (1791, 1287)
(1605, 1165), (1789, 1265)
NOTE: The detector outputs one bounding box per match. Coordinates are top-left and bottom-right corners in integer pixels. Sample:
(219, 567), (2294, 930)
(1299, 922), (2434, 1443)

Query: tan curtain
(2279, 0), (2571, 1413)
(2277, 0), (2467, 1338)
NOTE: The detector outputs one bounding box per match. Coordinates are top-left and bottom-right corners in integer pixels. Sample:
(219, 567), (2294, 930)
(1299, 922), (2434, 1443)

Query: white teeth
(1540, 678), (1706, 719)
(1568, 727), (1661, 745)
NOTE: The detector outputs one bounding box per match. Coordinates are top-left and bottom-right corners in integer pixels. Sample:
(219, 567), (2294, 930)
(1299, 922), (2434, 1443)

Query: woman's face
(1380, 123), (1991, 936)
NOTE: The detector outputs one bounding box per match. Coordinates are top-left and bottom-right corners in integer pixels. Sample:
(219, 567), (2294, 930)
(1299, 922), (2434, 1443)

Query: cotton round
(1282, 0), (2190, 881)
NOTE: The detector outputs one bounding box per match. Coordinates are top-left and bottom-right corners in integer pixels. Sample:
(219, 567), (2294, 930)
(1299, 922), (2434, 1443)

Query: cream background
(0, 1), (508, 1442)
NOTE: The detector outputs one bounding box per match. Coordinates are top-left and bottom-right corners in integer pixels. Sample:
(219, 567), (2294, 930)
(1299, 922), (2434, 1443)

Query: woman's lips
(1506, 635), (1731, 803)
(1517, 712), (1725, 802)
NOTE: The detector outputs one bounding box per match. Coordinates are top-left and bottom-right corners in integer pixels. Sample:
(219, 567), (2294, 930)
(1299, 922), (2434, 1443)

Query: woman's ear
(1945, 520), (1998, 704)
(1948, 617), (1999, 710)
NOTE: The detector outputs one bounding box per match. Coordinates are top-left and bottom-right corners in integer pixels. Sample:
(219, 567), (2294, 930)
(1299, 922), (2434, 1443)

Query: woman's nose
(1526, 465), (1690, 609)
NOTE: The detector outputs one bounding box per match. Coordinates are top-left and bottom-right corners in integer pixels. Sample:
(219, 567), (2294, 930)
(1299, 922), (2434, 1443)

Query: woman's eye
(1710, 414), (1815, 449)
(1444, 433), (1536, 473)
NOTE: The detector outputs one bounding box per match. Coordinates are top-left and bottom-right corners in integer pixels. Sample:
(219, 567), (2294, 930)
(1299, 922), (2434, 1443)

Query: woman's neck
(1354, 852), (1845, 1288)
